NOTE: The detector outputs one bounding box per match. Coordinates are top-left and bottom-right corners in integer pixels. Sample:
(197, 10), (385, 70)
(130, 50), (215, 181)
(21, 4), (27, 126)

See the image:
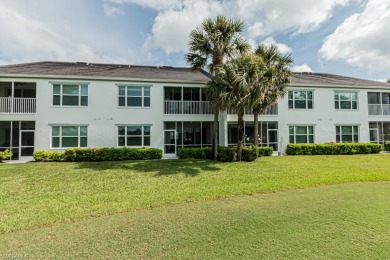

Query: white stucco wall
(1, 75), (390, 156)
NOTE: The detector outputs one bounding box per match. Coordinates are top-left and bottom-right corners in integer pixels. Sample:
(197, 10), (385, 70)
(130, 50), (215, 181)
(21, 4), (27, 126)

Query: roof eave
(0, 73), (209, 85)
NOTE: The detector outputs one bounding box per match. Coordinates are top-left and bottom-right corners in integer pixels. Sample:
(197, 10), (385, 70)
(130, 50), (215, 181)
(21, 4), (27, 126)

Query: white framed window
(336, 125), (359, 143)
(118, 85), (151, 107)
(334, 92), (358, 110)
(289, 126), (314, 144)
(53, 84), (88, 106)
(288, 90), (313, 109)
(117, 125), (150, 147)
(51, 125), (88, 148)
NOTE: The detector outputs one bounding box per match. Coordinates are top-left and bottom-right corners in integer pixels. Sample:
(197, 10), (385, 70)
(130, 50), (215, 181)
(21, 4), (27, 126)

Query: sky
(0, 0), (389, 81)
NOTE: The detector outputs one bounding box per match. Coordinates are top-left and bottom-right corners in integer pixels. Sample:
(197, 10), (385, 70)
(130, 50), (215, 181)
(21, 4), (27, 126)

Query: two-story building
(0, 61), (389, 160)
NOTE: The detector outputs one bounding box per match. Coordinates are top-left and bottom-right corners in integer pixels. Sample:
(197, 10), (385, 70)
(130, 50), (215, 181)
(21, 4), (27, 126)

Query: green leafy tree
(210, 53), (262, 161)
(251, 44), (293, 147)
(185, 15), (251, 160)
(386, 79), (390, 83)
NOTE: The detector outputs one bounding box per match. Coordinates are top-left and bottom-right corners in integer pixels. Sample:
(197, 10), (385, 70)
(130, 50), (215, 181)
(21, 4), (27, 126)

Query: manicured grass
(1, 182), (389, 259)
(0, 154), (390, 234)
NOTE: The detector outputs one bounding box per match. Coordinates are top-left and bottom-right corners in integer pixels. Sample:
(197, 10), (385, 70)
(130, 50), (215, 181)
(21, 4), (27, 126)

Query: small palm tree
(185, 15), (251, 161)
(211, 53), (262, 161)
(251, 44), (293, 147)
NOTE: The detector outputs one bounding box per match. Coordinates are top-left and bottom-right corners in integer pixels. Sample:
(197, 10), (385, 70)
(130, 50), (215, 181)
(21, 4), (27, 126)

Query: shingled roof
(0, 61), (388, 87)
(0, 61), (211, 82)
(291, 72), (389, 87)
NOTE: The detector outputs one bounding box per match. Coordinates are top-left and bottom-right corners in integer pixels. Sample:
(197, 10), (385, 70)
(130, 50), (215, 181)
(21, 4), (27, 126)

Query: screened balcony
(164, 86), (212, 115)
(368, 92), (390, 116)
(227, 103), (278, 116)
(0, 82), (36, 114)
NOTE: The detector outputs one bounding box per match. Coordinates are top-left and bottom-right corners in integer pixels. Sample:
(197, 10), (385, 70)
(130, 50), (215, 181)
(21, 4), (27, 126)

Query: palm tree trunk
(212, 108), (219, 161)
(254, 111), (259, 146)
(236, 112), (244, 161)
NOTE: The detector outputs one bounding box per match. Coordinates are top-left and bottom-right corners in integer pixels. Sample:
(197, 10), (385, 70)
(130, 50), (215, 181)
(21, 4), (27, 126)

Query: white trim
(49, 81), (90, 85)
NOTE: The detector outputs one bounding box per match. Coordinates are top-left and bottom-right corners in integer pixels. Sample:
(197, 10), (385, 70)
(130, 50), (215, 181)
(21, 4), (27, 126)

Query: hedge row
(0, 149), (12, 162)
(385, 142), (390, 152)
(286, 143), (382, 155)
(177, 147), (211, 159)
(33, 147), (163, 162)
(178, 146), (273, 162)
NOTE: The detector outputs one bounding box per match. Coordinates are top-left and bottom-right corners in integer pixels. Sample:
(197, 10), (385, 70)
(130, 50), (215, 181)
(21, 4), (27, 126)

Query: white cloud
(261, 37), (292, 54)
(236, 0), (358, 37)
(291, 64), (313, 72)
(142, 0), (223, 54)
(0, 2), (127, 65)
(319, 0), (390, 72)
(131, 0), (360, 55)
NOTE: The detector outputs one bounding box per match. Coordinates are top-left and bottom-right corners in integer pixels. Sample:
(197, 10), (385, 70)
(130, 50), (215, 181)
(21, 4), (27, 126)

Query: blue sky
(0, 0), (389, 81)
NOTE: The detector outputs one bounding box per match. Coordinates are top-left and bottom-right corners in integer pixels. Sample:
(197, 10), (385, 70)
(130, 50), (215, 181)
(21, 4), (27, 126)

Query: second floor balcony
(368, 104), (390, 116)
(227, 103), (278, 116)
(164, 100), (213, 115)
(0, 82), (36, 114)
(0, 97), (36, 114)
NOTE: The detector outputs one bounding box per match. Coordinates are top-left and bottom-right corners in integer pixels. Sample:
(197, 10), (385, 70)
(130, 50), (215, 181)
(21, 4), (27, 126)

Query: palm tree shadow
(73, 159), (221, 177)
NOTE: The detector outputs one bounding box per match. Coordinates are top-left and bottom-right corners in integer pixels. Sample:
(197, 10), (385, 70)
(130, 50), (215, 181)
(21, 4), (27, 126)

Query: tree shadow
(72, 159), (221, 177)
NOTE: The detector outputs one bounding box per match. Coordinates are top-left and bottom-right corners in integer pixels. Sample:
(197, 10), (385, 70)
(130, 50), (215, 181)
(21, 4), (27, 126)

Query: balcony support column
(10, 82), (14, 113)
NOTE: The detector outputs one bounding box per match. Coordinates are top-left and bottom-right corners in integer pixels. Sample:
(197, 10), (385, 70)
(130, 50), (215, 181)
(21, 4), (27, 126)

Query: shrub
(33, 150), (64, 162)
(0, 149), (12, 161)
(385, 142), (390, 152)
(218, 147), (237, 162)
(34, 147), (163, 162)
(286, 143), (382, 156)
(178, 147), (211, 159)
(242, 146), (258, 162)
(257, 146), (273, 157)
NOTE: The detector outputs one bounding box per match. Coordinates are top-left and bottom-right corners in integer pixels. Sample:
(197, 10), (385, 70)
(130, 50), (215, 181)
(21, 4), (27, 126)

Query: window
(53, 84), (88, 106)
(289, 126), (314, 144)
(118, 125), (150, 147)
(334, 92), (358, 110)
(51, 126), (87, 148)
(368, 92), (390, 115)
(118, 86), (150, 107)
(336, 125), (359, 143)
(288, 91), (313, 109)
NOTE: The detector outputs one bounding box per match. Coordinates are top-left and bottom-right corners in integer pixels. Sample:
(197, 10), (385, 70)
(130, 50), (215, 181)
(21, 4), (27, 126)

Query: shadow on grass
(73, 159), (221, 177)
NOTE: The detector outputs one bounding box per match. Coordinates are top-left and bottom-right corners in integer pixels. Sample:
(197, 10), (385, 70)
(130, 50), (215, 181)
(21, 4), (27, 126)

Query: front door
(19, 130), (34, 157)
(164, 130), (176, 156)
(268, 129), (278, 152)
(369, 128), (379, 143)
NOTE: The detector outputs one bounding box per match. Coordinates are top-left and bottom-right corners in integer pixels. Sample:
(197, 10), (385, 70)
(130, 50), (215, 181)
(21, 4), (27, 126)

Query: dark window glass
(62, 137), (78, 147)
(127, 97), (142, 107)
(53, 95), (61, 105)
(127, 137), (142, 146)
(62, 96), (79, 106)
(144, 97), (150, 107)
(119, 97), (125, 106)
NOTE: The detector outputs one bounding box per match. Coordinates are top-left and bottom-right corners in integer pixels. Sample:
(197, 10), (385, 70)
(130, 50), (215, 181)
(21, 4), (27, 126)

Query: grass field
(1, 182), (390, 259)
(1, 154), (390, 258)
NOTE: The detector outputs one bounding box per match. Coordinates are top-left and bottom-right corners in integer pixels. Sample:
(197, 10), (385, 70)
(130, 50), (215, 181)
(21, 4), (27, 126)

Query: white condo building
(0, 61), (389, 160)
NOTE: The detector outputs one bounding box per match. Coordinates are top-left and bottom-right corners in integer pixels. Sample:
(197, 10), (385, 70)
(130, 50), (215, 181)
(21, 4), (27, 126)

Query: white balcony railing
(368, 104), (390, 116)
(164, 101), (213, 115)
(227, 103), (278, 115)
(0, 97), (36, 114)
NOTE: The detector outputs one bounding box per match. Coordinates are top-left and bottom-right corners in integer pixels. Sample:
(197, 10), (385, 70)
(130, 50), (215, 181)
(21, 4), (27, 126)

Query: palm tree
(210, 53), (262, 161)
(251, 44), (293, 147)
(185, 15), (251, 161)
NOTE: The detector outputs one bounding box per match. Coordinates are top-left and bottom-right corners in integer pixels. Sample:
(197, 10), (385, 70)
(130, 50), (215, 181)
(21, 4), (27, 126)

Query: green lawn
(0, 155), (390, 235)
(1, 182), (390, 259)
